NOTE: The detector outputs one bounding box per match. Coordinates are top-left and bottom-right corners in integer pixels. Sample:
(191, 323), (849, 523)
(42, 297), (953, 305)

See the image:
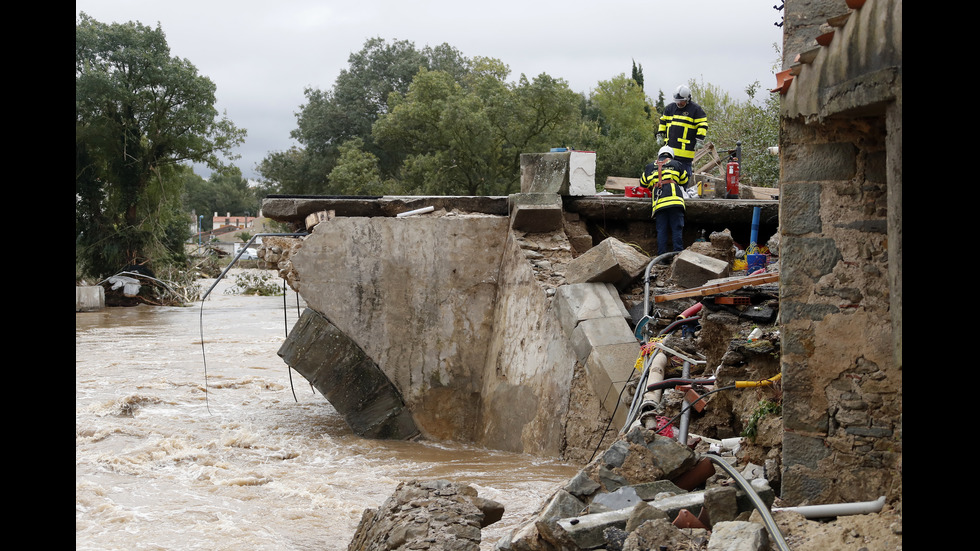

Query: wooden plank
(693, 142), (718, 164)
(743, 185), (780, 200)
(654, 273), (779, 303)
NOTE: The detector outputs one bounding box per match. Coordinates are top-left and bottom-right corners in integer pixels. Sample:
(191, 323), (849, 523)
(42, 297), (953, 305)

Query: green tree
(76, 13), (245, 277)
(372, 62), (581, 196)
(577, 74), (661, 184)
(631, 60), (644, 89)
(327, 138), (387, 195)
(255, 146), (330, 196)
(269, 37), (471, 194)
(734, 82), (780, 187)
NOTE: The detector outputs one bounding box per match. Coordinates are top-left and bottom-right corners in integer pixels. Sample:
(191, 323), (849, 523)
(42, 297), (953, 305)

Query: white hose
(396, 206), (435, 217)
(772, 496), (886, 519)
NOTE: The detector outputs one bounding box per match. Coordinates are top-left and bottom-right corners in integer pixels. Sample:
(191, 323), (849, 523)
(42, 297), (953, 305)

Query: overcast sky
(76, 1), (785, 181)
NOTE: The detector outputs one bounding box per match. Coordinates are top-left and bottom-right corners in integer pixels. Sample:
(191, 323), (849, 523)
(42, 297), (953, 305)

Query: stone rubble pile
(495, 425), (777, 551)
(347, 479), (504, 551)
(348, 426), (784, 551)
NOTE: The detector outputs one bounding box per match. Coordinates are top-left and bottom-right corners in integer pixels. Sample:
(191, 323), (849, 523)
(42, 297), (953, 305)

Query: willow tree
(76, 13), (245, 277)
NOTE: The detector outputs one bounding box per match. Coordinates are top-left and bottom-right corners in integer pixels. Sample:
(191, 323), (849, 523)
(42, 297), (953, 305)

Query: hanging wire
(283, 277), (298, 402)
(198, 232), (307, 414)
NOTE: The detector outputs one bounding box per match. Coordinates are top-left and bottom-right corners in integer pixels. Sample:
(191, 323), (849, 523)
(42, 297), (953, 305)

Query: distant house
(213, 212), (256, 231)
(188, 210), (272, 254)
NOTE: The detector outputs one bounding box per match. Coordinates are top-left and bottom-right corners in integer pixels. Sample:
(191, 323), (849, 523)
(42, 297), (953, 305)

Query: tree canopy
(259, 37), (779, 197)
(76, 13), (245, 277)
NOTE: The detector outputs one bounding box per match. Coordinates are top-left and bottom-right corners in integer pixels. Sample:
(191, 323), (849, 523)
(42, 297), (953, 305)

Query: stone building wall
(777, 0), (902, 506)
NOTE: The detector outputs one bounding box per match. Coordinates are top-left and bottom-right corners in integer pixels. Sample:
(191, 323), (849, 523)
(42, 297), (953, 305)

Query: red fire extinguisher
(726, 157), (740, 199)
(725, 142), (741, 199)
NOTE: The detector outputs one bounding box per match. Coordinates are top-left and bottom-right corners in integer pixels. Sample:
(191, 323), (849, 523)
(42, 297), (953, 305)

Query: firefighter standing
(640, 146), (689, 255)
(656, 84), (708, 185)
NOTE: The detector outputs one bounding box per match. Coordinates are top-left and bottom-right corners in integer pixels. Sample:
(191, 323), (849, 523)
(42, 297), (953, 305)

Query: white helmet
(658, 145), (674, 159)
(673, 85), (691, 103)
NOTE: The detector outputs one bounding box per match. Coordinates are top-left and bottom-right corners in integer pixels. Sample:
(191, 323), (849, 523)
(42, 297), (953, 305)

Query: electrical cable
(199, 297), (211, 415)
(283, 278), (297, 402)
(588, 366), (638, 463)
(197, 232), (308, 415)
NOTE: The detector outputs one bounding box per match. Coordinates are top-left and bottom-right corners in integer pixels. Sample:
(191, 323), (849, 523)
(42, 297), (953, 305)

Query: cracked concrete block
(555, 283), (632, 338)
(521, 152), (571, 194)
(509, 193), (564, 232)
(278, 308), (420, 440)
(570, 317), (637, 363)
(565, 237), (650, 289)
(671, 249), (731, 288)
(584, 342), (641, 428)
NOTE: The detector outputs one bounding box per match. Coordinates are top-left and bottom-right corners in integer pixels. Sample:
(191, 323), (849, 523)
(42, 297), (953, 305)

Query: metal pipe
(621, 350), (655, 433)
(750, 206), (761, 249)
(772, 496), (886, 519)
(678, 360), (691, 445)
(701, 454), (790, 551)
(201, 232), (308, 301)
(641, 252), (681, 322)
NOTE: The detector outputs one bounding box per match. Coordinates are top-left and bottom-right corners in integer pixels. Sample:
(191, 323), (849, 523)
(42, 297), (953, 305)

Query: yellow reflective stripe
(653, 195), (685, 211)
(652, 183), (686, 212)
(669, 114), (698, 124)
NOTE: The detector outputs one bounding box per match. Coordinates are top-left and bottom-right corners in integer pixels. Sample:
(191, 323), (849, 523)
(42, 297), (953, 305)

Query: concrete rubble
(346, 480), (504, 551)
(492, 425), (778, 551)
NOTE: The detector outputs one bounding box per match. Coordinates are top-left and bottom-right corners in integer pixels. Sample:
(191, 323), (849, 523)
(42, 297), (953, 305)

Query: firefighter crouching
(640, 146), (689, 255)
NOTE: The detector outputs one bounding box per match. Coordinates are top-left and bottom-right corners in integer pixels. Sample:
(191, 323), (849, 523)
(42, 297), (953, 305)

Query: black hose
(647, 377), (716, 392)
(657, 315), (700, 336)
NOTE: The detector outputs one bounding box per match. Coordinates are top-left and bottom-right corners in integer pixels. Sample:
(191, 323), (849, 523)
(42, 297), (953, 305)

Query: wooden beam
(654, 273), (779, 303)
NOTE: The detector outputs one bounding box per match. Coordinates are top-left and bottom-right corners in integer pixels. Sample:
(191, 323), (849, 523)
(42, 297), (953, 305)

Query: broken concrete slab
(570, 317), (637, 364)
(565, 237), (650, 289)
(584, 342), (640, 429)
(520, 152), (571, 194)
(671, 249), (731, 288)
(278, 308), (420, 440)
(508, 193), (564, 232)
(534, 489), (587, 546)
(556, 491), (707, 549)
(554, 283), (631, 338)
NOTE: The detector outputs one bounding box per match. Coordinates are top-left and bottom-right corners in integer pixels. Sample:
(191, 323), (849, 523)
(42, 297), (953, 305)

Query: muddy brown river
(75, 269), (579, 550)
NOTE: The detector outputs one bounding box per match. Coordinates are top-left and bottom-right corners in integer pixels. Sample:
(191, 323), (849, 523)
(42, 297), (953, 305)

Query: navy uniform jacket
(640, 158), (689, 215)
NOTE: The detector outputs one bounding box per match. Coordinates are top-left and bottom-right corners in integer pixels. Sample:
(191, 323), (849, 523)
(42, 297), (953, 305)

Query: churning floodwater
(76, 269), (579, 550)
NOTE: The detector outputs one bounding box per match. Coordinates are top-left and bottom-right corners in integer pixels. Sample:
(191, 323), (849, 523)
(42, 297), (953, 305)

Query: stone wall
(777, 0), (902, 506)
